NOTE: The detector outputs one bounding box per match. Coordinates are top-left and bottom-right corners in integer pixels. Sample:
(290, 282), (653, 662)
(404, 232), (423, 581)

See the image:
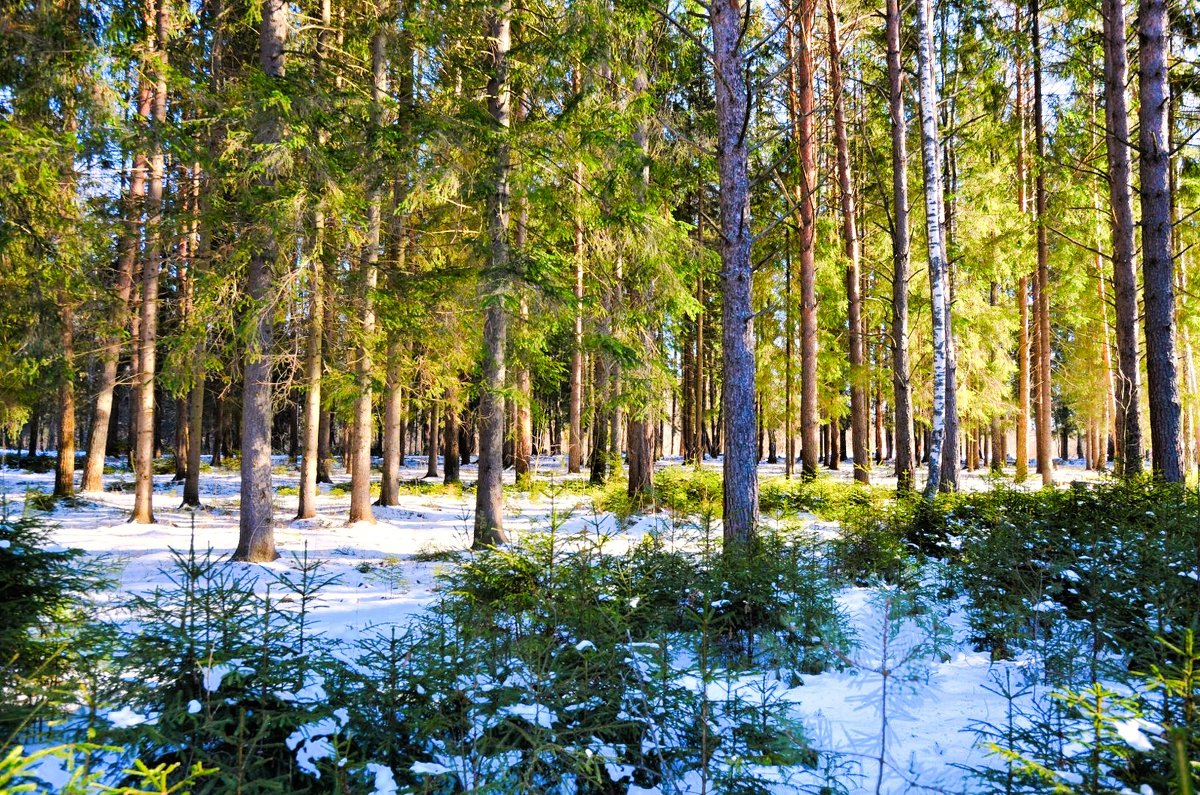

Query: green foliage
(969, 633), (1200, 794)
(759, 476), (890, 524)
(0, 502), (105, 736)
(927, 480), (1200, 666)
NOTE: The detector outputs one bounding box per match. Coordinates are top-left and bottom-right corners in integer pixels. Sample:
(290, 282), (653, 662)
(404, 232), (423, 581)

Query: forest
(1, 0), (1199, 790)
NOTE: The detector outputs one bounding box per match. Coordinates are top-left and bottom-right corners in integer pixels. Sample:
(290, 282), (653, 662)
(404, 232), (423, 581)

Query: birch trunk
(916, 0), (947, 499)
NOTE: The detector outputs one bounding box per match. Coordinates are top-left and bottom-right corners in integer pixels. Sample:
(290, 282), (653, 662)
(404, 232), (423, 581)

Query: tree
(233, 0), (288, 563)
(827, 0), (869, 484)
(885, 0), (914, 493)
(710, 0), (758, 544)
(916, 0), (948, 499)
(1101, 0), (1143, 476)
(1137, 0), (1183, 481)
(1030, 0), (1053, 487)
(474, 0), (513, 548)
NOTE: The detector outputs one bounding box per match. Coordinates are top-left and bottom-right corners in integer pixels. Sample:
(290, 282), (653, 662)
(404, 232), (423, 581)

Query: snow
(0, 451), (1122, 793)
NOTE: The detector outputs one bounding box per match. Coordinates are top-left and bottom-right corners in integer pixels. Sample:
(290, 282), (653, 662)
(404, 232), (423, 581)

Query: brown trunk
(1031, 0), (1053, 486)
(827, 0), (869, 484)
(886, 0), (914, 491)
(132, 0), (168, 524)
(1102, 0), (1142, 476)
(711, 0), (759, 543)
(792, 0), (820, 478)
(82, 80), (151, 493)
(1137, 0), (1182, 480)
(234, 0), (287, 562)
(444, 384), (460, 485)
(473, 0), (512, 547)
(568, 71), (585, 474)
(54, 301), (76, 498)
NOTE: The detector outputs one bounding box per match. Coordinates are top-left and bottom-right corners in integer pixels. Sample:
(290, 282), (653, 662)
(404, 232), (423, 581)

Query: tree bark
(792, 0), (820, 478)
(886, 0), (914, 492)
(1101, 0), (1143, 476)
(1031, 0), (1053, 486)
(827, 0), (869, 484)
(82, 80), (151, 493)
(568, 71), (585, 475)
(1137, 0), (1182, 481)
(474, 0), (512, 547)
(711, 0), (759, 544)
(444, 383), (461, 485)
(234, 0), (287, 562)
(132, 0), (168, 524)
(916, 0), (947, 499)
(54, 301), (76, 498)
(349, 27), (387, 525)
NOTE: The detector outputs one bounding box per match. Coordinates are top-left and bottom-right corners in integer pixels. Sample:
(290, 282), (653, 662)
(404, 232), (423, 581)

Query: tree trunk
(626, 53), (655, 503)
(790, 0), (820, 478)
(916, 0), (948, 499)
(54, 301), (76, 498)
(297, 0), (332, 519)
(1031, 0), (1053, 486)
(1101, 0), (1143, 476)
(82, 81), (150, 493)
(827, 0), (869, 484)
(379, 348), (404, 505)
(1137, 0), (1182, 481)
(886, 0), (914, 492)
(425, 401), (440, 479)
(568, 70), (585, 475)
(349, 28), (387, 526)
(132, 0), (168, 524)
(711, 0), (759, 545)
(234, 0), (287, 562)
(444, 385), (461, 485)
(473, 0), (512, 547)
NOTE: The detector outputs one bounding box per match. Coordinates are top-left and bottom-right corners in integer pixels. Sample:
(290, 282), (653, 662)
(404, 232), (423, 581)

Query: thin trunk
(711, 0), (759, 543)
(234, 0), (287, 562)
(1102, 0), (1143, 476)
(827, 0), (869, 484)
(82, 80), (150, 492)
(568, 71), (584, 474)
(1014, 3), (1031, 484)
(444, 384), (461, 485)
(1137, 0), (1182, 480)
(1031, 0), (1053, 486)
(474, 0), (512, 547)
(349, 28), (387, 525)
(626, 52), (655, 503)
(886, 0), (914, 492)
(989, 282), (1003, 471)
(916, 0), (947, 499)
(54, 301), (76, 498)
(793, 0), (820, 478)
(425, 402), (440, 478)
(297, 0), (331, 519)
(132, 0), (168, 524)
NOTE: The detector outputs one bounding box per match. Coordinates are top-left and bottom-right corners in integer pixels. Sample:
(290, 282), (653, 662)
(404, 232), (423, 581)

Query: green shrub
(760, 476), (890, 524)
(930, 480), (1200, 668)
(22, 489), (58, 513)
(0, 503), (107, 735)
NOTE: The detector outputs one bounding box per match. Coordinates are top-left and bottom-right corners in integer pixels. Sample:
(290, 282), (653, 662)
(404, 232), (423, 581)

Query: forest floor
(1, 452), (1109, 794)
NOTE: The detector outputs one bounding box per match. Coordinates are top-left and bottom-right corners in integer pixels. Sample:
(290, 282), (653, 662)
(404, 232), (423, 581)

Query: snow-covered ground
(1, 452), (1106, 793)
